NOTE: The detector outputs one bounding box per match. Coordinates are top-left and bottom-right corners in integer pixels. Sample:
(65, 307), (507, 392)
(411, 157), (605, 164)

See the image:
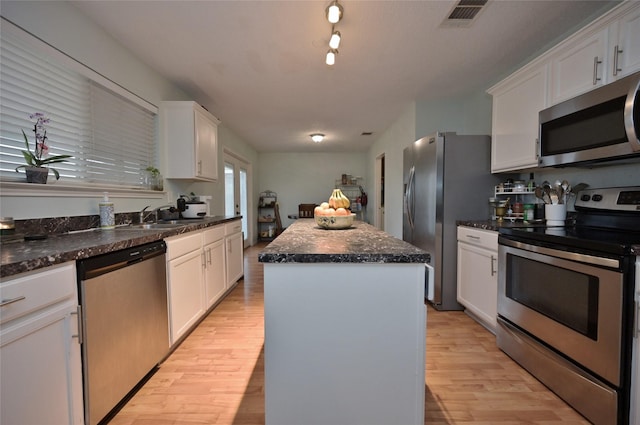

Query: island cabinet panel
(263, 262), (426, 425)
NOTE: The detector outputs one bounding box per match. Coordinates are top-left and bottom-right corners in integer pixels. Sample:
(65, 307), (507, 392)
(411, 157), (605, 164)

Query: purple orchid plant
(15, 113), (72, 180)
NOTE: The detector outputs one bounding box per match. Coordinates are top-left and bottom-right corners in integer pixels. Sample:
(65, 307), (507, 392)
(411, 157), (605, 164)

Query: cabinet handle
(202, 252), (207, 268)
(592, 56), (602, 85)
(0, 295), (26, 307)
(613, 45), (623, 76)
(197, 160), (202, 175)
(207, 248), (212, 265)
(466, 235), (481, 240)
(71, 305), (83, 344)
(490, 255), (497, 276)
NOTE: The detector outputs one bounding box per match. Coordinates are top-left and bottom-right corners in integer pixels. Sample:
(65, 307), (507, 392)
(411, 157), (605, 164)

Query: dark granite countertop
(456, 219), (549, 232)
(0, 216), (241, 278)
(258, 219), (429, 264)
(458, 220), (640, 256)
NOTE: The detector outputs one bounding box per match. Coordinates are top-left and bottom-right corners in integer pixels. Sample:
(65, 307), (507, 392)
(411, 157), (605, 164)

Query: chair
(298, 203), (317, 218)
(274, 202), (284, 235)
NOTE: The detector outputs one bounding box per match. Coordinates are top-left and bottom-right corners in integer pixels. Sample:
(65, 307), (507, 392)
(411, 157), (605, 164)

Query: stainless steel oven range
(497, 186), (639, 425)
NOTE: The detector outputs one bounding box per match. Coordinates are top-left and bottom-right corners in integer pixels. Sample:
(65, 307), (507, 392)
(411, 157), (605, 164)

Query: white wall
(257, 152), (366, 228)
(0, 1), (258, 223)
(366, 103), (416, 238)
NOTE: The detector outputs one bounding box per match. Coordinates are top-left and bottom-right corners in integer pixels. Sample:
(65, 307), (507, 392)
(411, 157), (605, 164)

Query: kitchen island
(258, 219), (429, 425)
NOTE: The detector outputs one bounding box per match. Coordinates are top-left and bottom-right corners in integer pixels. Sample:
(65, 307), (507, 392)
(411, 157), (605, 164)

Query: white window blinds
(0, 21), (157, 189)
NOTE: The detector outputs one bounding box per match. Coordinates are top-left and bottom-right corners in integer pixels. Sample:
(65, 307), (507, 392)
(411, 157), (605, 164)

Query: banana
(329, 188), (350, 209)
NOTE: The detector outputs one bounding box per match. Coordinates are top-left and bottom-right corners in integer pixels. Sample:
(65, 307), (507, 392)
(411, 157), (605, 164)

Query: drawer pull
(466, 235), (481, 240)
(0, 295), (26, 307)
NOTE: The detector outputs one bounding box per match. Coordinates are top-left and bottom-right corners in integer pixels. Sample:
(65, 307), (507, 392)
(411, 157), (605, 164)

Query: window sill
(0, 181), (166, 199)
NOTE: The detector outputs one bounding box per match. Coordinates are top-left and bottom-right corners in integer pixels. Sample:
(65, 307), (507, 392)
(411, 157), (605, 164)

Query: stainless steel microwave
(539, 71), (640, 167)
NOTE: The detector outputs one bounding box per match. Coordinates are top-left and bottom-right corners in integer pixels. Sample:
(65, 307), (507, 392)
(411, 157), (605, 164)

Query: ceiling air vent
(442, 0), (488, 27)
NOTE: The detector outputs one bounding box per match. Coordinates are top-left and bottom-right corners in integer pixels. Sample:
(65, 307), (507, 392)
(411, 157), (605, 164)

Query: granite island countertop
(0, 216), (241, 278)
(258, 218), (429, 264)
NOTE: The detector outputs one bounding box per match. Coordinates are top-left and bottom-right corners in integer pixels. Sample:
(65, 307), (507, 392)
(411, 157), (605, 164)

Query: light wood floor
(110, 243), (590, 425)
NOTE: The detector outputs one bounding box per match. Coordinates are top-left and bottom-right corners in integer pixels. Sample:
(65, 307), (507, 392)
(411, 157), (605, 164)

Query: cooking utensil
(534, 186), (546, 203)
(549, 189), (559, 204)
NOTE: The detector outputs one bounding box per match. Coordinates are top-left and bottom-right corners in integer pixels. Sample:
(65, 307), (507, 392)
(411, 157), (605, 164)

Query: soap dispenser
(99, 192), (115, 229)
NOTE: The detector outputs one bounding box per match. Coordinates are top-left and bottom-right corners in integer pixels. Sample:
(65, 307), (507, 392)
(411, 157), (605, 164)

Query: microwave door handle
(624, 74), (640, 152)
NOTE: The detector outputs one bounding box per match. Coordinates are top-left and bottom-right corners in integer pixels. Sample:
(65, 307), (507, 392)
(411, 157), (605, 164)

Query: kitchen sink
(122, 222), (186, 230)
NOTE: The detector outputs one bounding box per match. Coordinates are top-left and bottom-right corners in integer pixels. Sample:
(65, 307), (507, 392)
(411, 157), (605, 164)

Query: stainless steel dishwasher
(77, 240), (169, 425)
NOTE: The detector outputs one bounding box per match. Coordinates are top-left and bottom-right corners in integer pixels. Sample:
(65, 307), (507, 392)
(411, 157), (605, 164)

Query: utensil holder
(545, 204), (566, 226)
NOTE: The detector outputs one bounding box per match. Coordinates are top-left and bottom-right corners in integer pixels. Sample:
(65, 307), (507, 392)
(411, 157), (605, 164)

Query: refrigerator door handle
(425, 263), (434, 302)
(406, 166), (415, 230)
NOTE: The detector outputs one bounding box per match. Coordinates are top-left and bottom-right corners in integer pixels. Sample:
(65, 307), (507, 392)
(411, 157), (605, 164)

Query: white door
(224, 152), (251, 247)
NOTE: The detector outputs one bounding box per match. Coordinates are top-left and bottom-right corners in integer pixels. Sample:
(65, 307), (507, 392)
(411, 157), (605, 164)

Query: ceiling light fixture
(326, 1), (343, 24)
(329, 30), (341, 49)
(310, 133), (325, 143)
(325, 49), (337, 66)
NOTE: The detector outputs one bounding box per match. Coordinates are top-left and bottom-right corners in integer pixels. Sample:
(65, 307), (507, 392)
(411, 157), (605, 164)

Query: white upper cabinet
(609, 6), (640, 81)
(488, 2), (639, 173)
(549, 29), (608, 105)
(549, 4), (640, 105)
(160, 101), (220, 182)
(489, 63), (548, 173)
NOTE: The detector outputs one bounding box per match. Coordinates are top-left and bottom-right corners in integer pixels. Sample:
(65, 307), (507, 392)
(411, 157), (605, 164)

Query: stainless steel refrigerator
(403, 132), (500, 311)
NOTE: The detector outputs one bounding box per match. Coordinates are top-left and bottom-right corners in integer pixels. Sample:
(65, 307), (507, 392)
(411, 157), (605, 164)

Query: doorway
(224, 151), (251, 247)
(375, 153), (385, 230)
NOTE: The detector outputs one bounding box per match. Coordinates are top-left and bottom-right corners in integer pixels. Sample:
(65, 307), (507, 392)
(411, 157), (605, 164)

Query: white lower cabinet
(203, 226), (226, 309)
(456, 226), (498, 332)
(0, 262), (84, 425)
(166, 221), (240, 345)
(225, 221), (244, 287)
(166, 232), (205, 345)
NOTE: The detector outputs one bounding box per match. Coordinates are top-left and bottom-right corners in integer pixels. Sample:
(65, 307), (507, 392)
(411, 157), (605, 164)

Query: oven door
(498, 239), (624, 386)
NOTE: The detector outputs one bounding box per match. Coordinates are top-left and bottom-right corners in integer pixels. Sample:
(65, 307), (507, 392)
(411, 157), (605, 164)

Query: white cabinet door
(167, 249), (205, 344)
(225, 231), (244, 287)
(204, 239), (226, 308)
(456, 227), (498, 332)
(161, 101), (219, 182)
(489, 63), (547, 172)
(194, 107), (218, 181)
(1, 263), (83, 425)
(610, 6), (640, 80)
(549, 29), (608, 105)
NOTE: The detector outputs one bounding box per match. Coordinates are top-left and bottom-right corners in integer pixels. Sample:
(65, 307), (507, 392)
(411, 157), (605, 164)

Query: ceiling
(70, 0), (619, 153)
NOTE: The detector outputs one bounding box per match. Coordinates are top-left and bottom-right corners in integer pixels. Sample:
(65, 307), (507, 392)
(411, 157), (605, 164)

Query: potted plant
(15, 113), (72, 183)
(144, 166), (163, 191)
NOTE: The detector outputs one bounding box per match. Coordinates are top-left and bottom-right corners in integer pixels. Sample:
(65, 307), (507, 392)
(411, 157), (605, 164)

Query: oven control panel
(575, 186), (640, 211)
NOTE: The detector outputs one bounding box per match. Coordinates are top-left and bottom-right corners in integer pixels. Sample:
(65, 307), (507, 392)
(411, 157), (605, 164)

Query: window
(0, 19), (158, 190)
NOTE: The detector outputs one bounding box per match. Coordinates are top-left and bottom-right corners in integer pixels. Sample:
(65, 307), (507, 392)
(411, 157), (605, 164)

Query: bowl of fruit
(314, 189), (356, 229)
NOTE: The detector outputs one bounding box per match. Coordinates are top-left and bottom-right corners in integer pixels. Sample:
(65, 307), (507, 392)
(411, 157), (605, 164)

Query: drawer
(203, 225), (225, 245)
(165, 231), (202, 260)
(457, 226), (498, 250)
(0, 262), (76, 325)
(225, 220), (242, 236)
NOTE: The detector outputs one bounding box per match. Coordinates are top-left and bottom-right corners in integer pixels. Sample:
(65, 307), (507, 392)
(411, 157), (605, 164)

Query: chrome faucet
(139, 206), (151, 224)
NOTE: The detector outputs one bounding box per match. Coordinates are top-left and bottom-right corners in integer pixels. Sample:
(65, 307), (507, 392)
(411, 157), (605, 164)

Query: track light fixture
(325, 49), (337, 66)
(310, 133), (325, 143)
(329, 30), (341, 49)
(326, 1), (343, 24)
